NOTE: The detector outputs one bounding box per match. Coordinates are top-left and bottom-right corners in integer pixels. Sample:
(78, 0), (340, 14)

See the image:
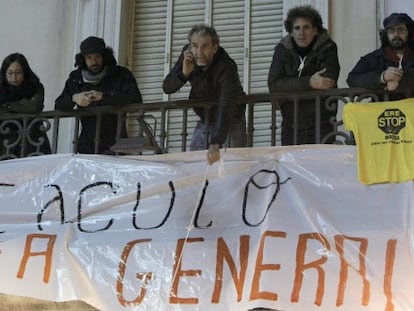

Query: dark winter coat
(55, 65), (142, 154)
(162, 46), (245, 145)
(347, 47), (414, 91)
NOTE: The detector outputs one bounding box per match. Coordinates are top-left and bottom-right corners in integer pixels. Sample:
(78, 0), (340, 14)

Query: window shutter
(131, 1), (168, 103)
(249, 0), (283, 146)
(211, 0), (246, 83)
(127, 1), (168, 143)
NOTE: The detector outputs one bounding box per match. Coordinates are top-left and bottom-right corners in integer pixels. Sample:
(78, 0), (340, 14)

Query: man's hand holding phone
(182, 46), (195, 77)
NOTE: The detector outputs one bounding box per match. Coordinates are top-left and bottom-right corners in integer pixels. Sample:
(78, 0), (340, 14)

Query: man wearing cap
(55, 36), (142, 154)
(347, 13), (414, 94)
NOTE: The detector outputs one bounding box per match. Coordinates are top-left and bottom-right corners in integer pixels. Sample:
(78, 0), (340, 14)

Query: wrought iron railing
(0, 87), (412, 160)
(269, 87), (414, 145)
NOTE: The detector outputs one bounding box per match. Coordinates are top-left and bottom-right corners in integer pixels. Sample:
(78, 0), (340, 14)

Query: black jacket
(347, 47), (414, 90)
(162, 46), (245, 145)
(268, 30), (340, 129)
(0, 82), (51, 157)
(55, 65), (142, 154)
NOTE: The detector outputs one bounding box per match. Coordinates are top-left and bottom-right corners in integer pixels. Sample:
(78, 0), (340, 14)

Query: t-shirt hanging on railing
(343, 97), (414, 185)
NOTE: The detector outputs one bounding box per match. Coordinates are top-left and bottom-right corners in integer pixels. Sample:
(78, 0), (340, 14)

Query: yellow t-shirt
(343, 98), (414, 185)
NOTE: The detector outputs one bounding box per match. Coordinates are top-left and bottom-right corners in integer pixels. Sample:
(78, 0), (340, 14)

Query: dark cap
(383, 13), (414, 29)
(80, 36), (106, 56)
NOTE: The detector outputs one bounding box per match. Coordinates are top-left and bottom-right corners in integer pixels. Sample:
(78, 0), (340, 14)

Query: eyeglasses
(6, 71), (23, 77)
(387, 27), (408, 35)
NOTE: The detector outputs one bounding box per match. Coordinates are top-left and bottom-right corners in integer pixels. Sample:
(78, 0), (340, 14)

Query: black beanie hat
(383, 13), (414, 29)
(80, 36), (106, 56)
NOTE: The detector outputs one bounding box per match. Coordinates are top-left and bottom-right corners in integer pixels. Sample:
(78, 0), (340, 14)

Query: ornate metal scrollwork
(0, 117), (52, 160)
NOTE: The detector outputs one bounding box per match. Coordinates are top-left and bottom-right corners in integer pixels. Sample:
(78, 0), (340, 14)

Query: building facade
(0, 0), (412, 151)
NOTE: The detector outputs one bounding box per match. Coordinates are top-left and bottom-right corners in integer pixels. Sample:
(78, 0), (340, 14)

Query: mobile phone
(186, 45), (193, 56)
(185, 45), (194, 63)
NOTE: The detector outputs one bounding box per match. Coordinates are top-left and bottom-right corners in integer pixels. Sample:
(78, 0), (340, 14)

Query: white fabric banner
(0, 146), (412, 311)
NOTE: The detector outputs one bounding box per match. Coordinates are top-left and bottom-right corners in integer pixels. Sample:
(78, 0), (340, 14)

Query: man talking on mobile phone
(162, 24), (246, 165)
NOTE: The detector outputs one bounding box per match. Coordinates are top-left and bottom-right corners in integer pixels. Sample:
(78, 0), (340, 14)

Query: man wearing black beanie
(55, 36), (143, 154)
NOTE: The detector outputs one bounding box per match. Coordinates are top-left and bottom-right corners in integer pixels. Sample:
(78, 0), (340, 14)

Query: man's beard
(88, 65), (103, 75)
(389, 38), (407, 50)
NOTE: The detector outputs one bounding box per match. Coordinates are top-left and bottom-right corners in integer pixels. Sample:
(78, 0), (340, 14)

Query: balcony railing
(0, 87), (412, 160)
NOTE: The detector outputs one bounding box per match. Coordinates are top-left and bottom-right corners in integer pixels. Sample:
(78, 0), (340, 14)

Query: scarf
(81, 67), (108, 85)
(384, 46), (411, 68)
(0, 81), (37, 105)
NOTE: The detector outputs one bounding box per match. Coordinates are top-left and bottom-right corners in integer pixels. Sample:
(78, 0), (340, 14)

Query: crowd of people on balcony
(0, 5), (413, 163)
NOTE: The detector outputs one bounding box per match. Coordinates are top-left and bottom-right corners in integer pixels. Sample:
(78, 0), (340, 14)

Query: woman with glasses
(0, 53), (51, 159)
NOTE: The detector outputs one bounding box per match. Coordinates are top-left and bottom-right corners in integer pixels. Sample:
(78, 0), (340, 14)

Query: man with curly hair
(268, 5), (340, 145)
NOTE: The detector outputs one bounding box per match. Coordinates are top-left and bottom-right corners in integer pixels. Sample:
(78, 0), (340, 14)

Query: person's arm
(203, 58), (243, 165)
(346, 53), (384, 89)
(7, 83), (45, 113)
(162, 45), (189, 94)
(308, 41), (340, 89)
(98, 68), (143, 105)
(397, 52), (414, 89)
(318, 41), (340, 82)
(55, 74), (79, 111)
(209, 64), (240, 146)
